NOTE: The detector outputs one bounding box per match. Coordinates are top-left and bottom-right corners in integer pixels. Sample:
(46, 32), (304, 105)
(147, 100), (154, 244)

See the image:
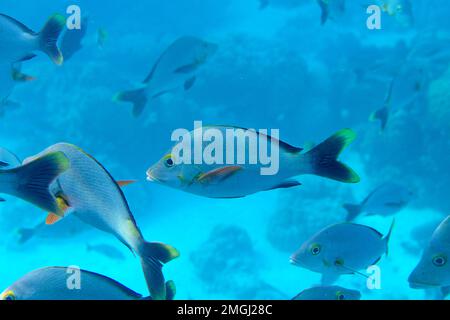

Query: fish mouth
(146, 171), (163, 183)
(289, 256), (304, 267)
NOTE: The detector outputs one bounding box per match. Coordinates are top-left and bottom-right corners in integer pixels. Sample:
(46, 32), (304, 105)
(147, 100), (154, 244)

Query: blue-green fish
(0, 151), (69, 213)
(292, 286), (361, 300)
(146, 127), (360, 198)
(1, 267), (176, 300)
(344, 182), (414, 221)
(114, 36), (218, 117)
(378, 0), (414, 27)
(24, 143), (179, 300)
(317, 0), (345, 25)
(409, 216), (450, 289)
(290, 221), (394, 284)
(0, 13), (65, 65)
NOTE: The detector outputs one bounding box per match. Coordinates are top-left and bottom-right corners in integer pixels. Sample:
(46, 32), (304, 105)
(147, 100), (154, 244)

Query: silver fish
(290, 221), (394, 284)
(114, 36), (217, 117)
(24, 143), (179, 300)
(409, 216), (450, 289)
(0, 267), (176, 300)
(147, 127), (360, 198)
(292, 285), (361, 300)
(0, 13), (65, 65)
(344, 182), (414, 221)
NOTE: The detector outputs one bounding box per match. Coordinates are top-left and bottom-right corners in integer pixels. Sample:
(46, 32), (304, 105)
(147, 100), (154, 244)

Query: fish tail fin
(38, 14), (65, 65)
(305, 129), (360, 183)
(369, 106), (389, 131)
(384, 219), (395, 256)
(5, 152), (69, 214)
(17, 227), (35, 244)
(139, 241), (180, 300)
(165, 280), (176, 300)
(343, 203), (362, 221)
(113, 88), (148, 117)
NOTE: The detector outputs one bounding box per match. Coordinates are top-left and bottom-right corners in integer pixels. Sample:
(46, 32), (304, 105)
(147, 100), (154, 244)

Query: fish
(317, 0), (346, 25)
(408, 216), (450, 289)
(0, 266), (176, 300)
(97, 27), (108, 49)
(0, 62), (35, 114)
(369, 77), (397, 131)
(292, 285), (361, 300)
(146, 127), (360, 198)
(290, 220), (394, 284)
(86, 243), (126, 260)
(23, 143), (179, 300)
(17, 214), (88, 244)
(378, 0), (414, 27)
(343, 182), (414, 221)
(113, 36), (218, 117)
(60, 17), (89, 62)
(0, 13), (65, 65)
(0, 151), (69, 213)
(0, 147), (21, 169)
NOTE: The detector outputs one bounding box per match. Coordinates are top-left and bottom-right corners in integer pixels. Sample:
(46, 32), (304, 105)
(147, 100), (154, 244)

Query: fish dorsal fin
(0, 14), (36, 35)
(196, 166), (243, 184)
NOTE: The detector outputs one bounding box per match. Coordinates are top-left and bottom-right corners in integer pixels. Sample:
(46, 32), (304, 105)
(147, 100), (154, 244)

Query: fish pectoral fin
(45, 212), (63, 225)
(196, 166), (243, 184)
(17, 53), (37, 62)
(117, 180), (137, 187)
(265, 180), (301, 191)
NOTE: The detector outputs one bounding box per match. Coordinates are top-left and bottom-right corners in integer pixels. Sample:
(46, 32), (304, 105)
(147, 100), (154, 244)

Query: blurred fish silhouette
(24, 143), (179, 300)
(0, 63), (35, 114)
(86, 243), (126, 261)
(317, 0), (345, 25)
(292, 286), (361, 300)
(97, 27), (108, 49)
(378, 0), (414, 27)
(344, 182), (414, 221)
(409, 216), (450, 290)
(0, 151), (69, 214)
(0, 13), (65, 65)
(60, 17), (89, 62)
(290, 220), (394, 284)
(147, 127), (360, 198)
(114, 36), (218, 117)
(369, 77), (396, 131)
(0, 267), (176, 300)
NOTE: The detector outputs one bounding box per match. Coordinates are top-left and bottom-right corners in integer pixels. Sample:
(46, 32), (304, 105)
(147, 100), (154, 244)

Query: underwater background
(1, 0), (450, 300)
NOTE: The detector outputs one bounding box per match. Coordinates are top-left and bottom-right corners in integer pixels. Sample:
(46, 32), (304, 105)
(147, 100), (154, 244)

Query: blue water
(1, 0), (450, 300)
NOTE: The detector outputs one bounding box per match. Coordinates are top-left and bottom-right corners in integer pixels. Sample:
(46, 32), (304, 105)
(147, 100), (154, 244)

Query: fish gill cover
(0, 0), (449, 301)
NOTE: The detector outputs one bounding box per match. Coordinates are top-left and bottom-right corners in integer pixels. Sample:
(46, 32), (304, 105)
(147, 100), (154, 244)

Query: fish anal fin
(46, 212), (63, 225)
(117, 180), (137, 187)
(184, 76), (196, 91)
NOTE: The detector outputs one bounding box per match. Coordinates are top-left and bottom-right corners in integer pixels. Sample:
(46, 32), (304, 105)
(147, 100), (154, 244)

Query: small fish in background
(16, 214), (88, 244)
(292, 286), (361, 300)
(0, 267), (176, 300)
(97, 27), (108, 49)
(23, 143), (179, 300)
(317, 0), (346, 25)
(290, 221), (394, 284)
(0, 147), (21, 201)
(409, 216), (450, 290)
(0, 13), (66, 65)
(60, 17), (89, 62)
(114, 36), (218, 117)
(0, 63), (35, 114)
(378, 0), (414, 27)
(0, 151), (69, 214)
(343, 182), (414, 221)
(87, 243), (126, 261)
(147, 128), (360, 198)
(369, 77), (396, 131)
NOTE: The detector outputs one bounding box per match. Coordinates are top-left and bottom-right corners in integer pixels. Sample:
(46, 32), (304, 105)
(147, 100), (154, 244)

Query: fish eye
(336, 291), (346, 300)
(2, 290), (15, 301)
(432, 254), (447, 267)
(310, 244), (321, 255)
(163, 154), (174, 168)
